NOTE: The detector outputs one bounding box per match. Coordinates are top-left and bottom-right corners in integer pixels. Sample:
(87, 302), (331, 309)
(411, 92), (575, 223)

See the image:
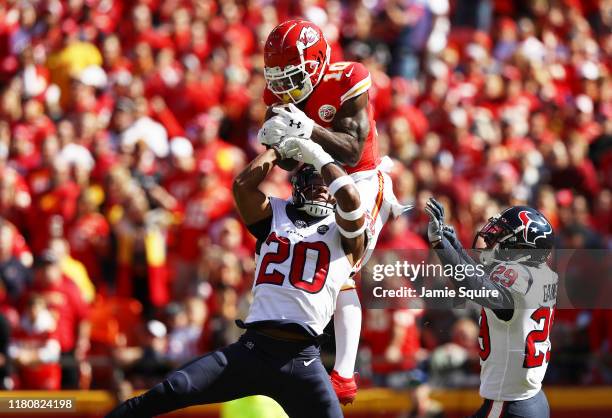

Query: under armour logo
(289, 120), (302, 129)
(245, 341), (254, 349)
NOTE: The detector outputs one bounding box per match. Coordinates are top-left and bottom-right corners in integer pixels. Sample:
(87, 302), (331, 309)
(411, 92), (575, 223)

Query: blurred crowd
(0, 0), (610, 405)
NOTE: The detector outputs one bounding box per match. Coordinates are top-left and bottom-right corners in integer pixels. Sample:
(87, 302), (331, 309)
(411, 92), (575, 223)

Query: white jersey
(478, 261), (558, 401)
(349, 156), (410, 270)
(245, 198), (353, 335)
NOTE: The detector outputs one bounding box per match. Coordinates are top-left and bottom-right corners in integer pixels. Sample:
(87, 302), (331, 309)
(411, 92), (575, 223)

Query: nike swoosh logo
(345, 67), (354, 78)
(303, 358), (316, 366)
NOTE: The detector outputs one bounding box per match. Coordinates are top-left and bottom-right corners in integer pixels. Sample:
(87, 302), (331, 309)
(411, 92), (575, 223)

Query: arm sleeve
(434, 236), (515, 311)
(443, 228), (475, 266)
(333, 288), (361, 378)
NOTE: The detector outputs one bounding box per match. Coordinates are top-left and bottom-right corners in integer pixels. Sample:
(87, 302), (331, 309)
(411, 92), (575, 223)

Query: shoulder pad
(488, 262), (533, 295)
(323, 61), (371, 104)
(339, 62), (371, 104)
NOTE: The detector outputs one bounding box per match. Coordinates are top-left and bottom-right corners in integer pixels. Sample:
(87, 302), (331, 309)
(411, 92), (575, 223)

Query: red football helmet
(264, 19), (331, 104)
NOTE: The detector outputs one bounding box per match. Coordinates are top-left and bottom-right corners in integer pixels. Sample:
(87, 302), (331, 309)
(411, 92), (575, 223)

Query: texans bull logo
(518, 210), (552, 245)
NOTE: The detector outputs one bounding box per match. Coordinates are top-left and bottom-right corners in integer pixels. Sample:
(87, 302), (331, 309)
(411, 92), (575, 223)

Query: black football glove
(442, 224), (459, 242)
(424, 197), (445, 243)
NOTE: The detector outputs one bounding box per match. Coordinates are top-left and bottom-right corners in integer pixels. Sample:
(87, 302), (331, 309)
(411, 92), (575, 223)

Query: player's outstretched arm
(425, 198), (515, 312)
(285, 137), (367, 262)
(320, 162), (366, 264)
(232, 148), (279, 226)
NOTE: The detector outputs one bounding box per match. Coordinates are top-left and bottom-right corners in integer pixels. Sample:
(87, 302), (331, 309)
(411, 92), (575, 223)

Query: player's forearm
(333, 289), (361, 378)
(320, 163), (361, 212)
(318, 153), (366, 259)
(434, 237), (514, 310)
(233, 148), (278, 196)
(233, 149), (277, 224)
(443, 228), (478, 266)
(311, 126), (362, 166)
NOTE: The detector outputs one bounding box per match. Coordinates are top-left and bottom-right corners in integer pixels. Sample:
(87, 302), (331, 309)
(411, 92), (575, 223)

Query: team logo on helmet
(318, 104), (336, 122)
(518, 210), (552, 245)
(297, 26), (320, 50)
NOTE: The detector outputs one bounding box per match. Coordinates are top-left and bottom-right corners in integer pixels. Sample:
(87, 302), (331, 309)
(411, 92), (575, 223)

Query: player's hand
(271, 137), (301, 160)
(287, 137), (334, 172)
(442, 224), (458, 242)
(257, 117), (286, 146)
(424, 197), (445, 243)
(272, 103), (314, 139)
(330, 370), (358, 405)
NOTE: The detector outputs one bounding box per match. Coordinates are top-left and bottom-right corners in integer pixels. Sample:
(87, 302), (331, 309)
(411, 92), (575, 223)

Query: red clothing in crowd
(362, 309), (422, 374)
(177, 186), (234, 262)
(28, 182), (80, 253)
(67, 213), (110, 286)
(163, 168), (200, 206)
(11, 326), (62, 390)
(24, 277), (89, 353)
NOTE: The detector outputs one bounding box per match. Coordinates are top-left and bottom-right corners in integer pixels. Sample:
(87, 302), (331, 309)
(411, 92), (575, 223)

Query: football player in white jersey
(106, 138), (367, 418)
(424, 198), (557, 418)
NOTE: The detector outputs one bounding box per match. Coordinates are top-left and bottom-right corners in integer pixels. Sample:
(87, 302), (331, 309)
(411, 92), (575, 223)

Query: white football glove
(286, 137), (334, 172)
(257, 117), (286, 147)
(271, 103), (314, 139)
(272, 137), (301, 160)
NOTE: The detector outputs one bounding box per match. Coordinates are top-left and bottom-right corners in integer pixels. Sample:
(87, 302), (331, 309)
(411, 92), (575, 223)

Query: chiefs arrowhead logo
(518, 210), (552, 245)
(297, 27), (319, 50)
(318, 104), (336, 122)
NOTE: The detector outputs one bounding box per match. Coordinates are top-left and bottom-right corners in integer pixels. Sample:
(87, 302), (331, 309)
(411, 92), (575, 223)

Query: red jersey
(264, 61), (380, 174)
(28, 182), (80, 253)
(362, 308), (422, 374)
(11, 326), (61, 390)
(67, 213), (110, 285)
(163, 168), (199, 205)
(177, 187), (233, 261)
(26, 277), (89, 352)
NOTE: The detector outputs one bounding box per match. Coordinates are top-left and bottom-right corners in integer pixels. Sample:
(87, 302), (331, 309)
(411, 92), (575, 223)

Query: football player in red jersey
(258, 19), (411, 406)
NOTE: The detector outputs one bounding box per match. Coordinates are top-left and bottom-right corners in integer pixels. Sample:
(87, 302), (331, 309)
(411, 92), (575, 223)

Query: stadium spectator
(0, 221), (31, 303)
(27, 250), (90, 389)
(113, 319), (173, 389)
(361, 307), (425, 388)
(113, 185), (170, 317)
(0, 0), (608, 395)
(164, 302), (201, 366)
(9, 295), (61, 390)
(66, 191), (111, 292)
(429, 318), (480, 388)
